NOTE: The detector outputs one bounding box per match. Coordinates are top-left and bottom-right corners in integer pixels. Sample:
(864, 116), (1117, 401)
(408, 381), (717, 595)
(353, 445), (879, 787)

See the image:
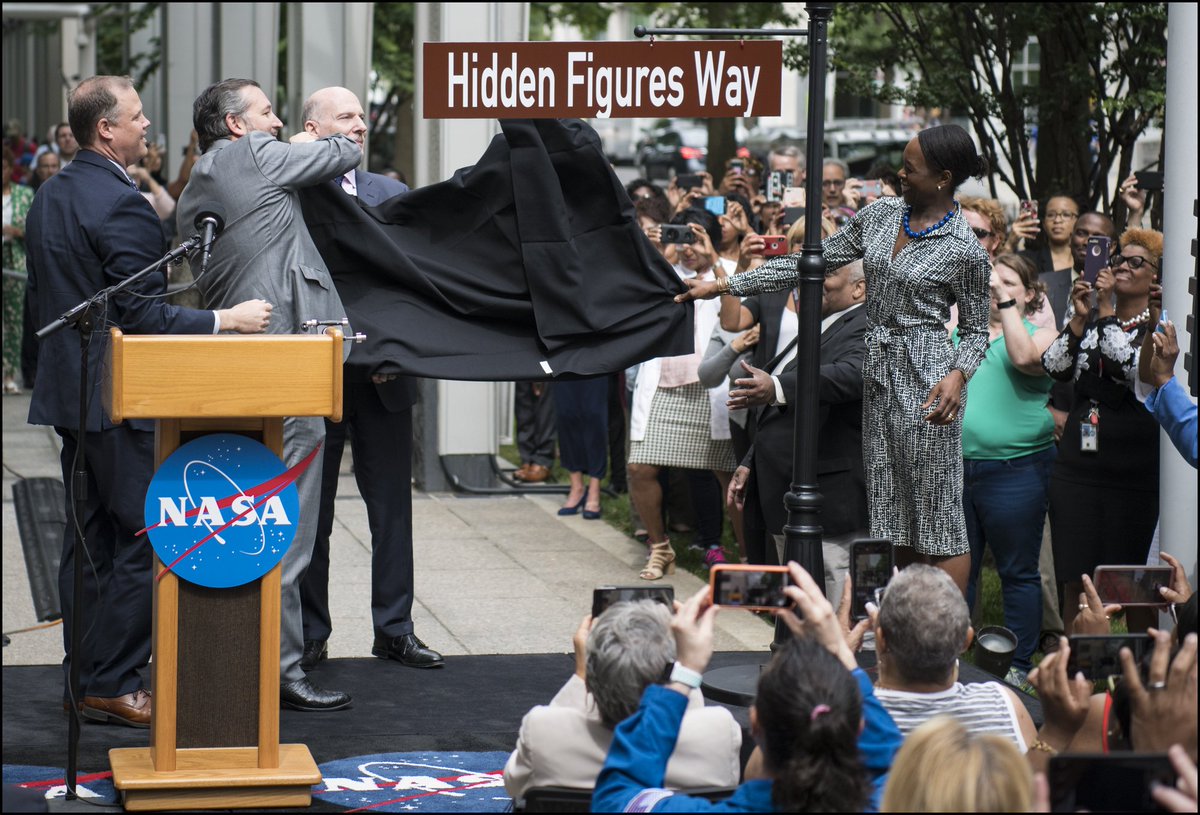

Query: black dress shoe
(372, 633), (444, 668)
(299, 639), (328, 672)
(280, 677), (352, 712)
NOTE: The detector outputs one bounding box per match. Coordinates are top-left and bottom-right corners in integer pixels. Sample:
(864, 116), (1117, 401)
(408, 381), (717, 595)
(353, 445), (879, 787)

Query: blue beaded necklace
(903, 203), (957, 239)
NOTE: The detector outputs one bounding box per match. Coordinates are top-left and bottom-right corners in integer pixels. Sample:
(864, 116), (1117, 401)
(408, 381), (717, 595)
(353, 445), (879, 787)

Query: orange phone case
(709, 564), (791, 611)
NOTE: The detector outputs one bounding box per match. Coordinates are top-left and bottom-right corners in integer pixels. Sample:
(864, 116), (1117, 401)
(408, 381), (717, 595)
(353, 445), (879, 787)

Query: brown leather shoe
(514, 463), (550, 483)
(82, 689), (152, 728)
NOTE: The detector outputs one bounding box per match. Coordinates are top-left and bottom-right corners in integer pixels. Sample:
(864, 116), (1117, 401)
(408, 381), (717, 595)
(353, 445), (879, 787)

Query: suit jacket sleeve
(250, 132), (362, 191)
(100, 190), (213, 335)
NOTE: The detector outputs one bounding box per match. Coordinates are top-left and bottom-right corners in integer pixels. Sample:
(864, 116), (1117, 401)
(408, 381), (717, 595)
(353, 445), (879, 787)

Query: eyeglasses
(1110, 253), (1158, 271)
(1045, 211), (1079, 221)
(972, 227), (996, 240)
(822, 179), (846, 188)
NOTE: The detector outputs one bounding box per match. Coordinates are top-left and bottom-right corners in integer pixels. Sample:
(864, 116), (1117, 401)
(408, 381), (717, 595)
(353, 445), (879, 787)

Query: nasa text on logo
(141, 434), (316, 588)
(314, 752), (512, 812)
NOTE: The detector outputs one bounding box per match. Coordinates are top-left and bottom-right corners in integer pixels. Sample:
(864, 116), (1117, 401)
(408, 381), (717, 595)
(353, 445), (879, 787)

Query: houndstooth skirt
(629, 382), (735, 471)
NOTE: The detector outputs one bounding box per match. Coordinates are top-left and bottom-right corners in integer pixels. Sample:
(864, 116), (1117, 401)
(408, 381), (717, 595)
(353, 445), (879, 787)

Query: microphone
(193, 206), (226, 278)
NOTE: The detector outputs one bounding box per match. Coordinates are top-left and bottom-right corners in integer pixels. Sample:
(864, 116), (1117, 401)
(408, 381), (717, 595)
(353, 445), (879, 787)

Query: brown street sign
(423, 41), (782, 119)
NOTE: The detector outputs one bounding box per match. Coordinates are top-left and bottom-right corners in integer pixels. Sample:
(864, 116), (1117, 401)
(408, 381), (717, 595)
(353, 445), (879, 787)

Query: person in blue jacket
(592, 565), (903, 813)
(1140, 319), (1197, 468)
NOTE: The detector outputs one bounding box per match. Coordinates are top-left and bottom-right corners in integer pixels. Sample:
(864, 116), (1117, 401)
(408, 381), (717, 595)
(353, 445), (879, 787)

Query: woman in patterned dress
(676, 125), (991, 594)
(1041, 228), (1163, 634)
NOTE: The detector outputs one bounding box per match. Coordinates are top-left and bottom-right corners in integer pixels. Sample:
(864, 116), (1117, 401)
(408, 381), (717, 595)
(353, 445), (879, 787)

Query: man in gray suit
(177, 78), (361, 711)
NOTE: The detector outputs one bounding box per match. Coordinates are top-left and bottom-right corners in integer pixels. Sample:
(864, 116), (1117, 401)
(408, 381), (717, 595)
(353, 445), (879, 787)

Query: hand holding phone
(676, 173), (704, 192)
(703, 195), (727, 216)
(1050, 754), (1177, 812)
(1020, 199), (1039, 221)
(1066, 634), (1151, 680)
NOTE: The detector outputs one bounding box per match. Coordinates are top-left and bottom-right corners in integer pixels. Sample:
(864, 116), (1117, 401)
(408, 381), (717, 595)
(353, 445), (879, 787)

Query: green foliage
(788, 3), (1166, 207)
(373, 3), (415, 103)
(529, 3), (618, 41)
(93, 2), (162, 90)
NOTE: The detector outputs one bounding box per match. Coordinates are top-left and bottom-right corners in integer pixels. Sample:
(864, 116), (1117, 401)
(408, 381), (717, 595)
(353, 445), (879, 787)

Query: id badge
(1080, 422), (1099, 453)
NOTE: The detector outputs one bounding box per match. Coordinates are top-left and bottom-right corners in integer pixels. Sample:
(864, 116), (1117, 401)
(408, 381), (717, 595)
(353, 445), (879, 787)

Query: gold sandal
(640, 541), (676, 580)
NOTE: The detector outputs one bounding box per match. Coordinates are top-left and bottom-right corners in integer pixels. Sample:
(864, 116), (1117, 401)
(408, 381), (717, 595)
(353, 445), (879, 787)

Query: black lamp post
(638, 2), (835, 700)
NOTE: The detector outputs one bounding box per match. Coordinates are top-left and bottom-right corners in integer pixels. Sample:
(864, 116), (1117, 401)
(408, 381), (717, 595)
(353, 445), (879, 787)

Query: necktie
(128, 175), (139, 190)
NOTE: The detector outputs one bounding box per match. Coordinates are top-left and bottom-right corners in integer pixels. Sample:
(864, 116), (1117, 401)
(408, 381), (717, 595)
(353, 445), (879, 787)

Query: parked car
(636, 123), (752, 180)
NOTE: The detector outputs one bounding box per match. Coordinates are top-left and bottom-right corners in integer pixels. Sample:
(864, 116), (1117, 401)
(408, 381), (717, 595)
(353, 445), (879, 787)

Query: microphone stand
(36, 235), (202, 799)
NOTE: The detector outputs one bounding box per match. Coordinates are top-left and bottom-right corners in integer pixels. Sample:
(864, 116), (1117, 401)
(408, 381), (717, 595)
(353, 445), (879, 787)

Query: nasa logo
(141, 434), (317, 588)
(313, 752), (512, 812)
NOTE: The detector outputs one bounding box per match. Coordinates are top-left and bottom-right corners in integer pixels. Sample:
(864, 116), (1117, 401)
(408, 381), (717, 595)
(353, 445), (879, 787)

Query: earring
(938, 183), (943, 190)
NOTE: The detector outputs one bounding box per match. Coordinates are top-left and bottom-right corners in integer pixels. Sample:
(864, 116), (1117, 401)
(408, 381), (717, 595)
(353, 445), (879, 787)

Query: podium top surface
(105, 329), (344, 421)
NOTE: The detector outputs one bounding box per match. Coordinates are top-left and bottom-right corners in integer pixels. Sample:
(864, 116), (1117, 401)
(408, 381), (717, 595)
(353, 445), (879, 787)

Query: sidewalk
(2, 391), (773, 669)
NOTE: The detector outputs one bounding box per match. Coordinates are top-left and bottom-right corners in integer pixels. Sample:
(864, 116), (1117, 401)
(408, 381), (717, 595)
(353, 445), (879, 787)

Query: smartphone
(761, 235), (788, 257)
(1133, 170), (1164, 191)
(703, 195), (727, 216)
(1066, 634), (1151, 680)
(710, 564), (790, 611)
(1082, 235), (1111, 285)
(659, 224), (696, 245)
(1020, 199), (1039, 220)
(676, 173), (703, 191)
(1049, 753), (1177, 812)
(766, 170), (794, 203)
(850, 539), (893, 621)
(1093, 566), (1173, 606)
(781, 186), (805, 207)
(592, 585), (675, 619)
(781, 207), (805, 227)
(859, 179), (884, 198)
(728, 158), (745, 174)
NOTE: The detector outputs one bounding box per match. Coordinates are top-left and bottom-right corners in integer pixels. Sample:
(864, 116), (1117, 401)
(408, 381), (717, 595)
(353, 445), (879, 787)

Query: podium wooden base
(109, 744), (321, 811)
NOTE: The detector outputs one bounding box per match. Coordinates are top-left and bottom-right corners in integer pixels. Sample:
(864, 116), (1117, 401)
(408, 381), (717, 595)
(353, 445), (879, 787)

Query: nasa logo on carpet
(314, 752), (513, 812)
(140, 434), (317, 588)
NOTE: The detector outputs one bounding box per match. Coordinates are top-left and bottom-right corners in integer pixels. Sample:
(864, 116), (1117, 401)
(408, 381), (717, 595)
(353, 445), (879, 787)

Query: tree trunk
(1035, 8), (1093, 204)
(707, 119), (736, 181)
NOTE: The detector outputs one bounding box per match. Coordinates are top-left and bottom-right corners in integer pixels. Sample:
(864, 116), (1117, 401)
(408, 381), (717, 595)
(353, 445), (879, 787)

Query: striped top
(874, 681), (1027, 751)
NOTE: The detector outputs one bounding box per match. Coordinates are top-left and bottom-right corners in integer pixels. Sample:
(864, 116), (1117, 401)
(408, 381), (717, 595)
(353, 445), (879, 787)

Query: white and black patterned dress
(728, 197), (991, 555)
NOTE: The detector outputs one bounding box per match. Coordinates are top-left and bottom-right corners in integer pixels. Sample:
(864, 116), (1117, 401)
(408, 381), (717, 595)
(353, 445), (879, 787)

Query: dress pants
(279, 415), (326, 683)
(515, 381), (556, 467)
(302, 381), (415, 644)
(56, 425), (155, 699)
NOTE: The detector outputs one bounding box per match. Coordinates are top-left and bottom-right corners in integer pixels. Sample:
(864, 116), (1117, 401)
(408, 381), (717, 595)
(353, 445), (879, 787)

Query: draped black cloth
(299, 119), (692, 381)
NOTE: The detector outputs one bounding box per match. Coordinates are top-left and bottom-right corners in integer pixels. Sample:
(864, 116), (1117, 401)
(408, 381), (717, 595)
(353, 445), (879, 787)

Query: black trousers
(56, 425), (154, 699)
(514, 381), (556, 467)
(301, 381), (415, 641)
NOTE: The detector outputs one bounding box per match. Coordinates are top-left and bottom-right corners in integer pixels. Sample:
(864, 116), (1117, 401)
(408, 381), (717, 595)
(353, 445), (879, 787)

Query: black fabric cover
(300, 119), (692, 381)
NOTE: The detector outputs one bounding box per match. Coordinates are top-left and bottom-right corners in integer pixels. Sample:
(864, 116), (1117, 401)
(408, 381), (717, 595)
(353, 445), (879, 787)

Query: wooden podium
(103, 328), (345, 811)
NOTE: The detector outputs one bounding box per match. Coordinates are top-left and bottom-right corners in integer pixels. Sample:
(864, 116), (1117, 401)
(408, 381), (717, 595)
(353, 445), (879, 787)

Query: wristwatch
(669, 661), (703, 689)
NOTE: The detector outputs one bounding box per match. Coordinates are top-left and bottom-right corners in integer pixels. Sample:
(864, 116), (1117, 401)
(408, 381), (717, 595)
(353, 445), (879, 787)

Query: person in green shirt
(954, 252), (1059, 685)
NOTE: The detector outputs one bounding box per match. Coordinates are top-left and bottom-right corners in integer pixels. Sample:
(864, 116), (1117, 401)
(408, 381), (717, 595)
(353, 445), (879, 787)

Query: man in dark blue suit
(297, 87), (443, 671)
(25, 75), (272, 727)
(726, 260), (869, 602)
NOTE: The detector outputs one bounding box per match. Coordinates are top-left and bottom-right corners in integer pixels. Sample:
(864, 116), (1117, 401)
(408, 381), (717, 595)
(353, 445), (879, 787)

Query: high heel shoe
(640, 541), (676, 580)
(582, 500), (602, 520)
(558, 497), (584, 516)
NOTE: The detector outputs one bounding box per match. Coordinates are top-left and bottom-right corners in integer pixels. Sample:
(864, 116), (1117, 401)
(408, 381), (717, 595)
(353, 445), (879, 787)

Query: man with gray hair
(822, 158), (858, 226)
(872, 565), (1036, 748)
(503, 601), (740, 800)
(766, 143), (805, 180)
(178, 77), (361, 712)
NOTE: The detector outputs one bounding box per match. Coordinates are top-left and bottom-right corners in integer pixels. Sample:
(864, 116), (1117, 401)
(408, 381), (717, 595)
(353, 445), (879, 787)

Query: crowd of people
(7, 75), (1196, 812)
(499, 124), (1196, 810)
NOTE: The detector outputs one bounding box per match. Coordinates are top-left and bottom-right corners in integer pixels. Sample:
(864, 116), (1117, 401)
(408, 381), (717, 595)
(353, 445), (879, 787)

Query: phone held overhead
(709, 564), (790, 611)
